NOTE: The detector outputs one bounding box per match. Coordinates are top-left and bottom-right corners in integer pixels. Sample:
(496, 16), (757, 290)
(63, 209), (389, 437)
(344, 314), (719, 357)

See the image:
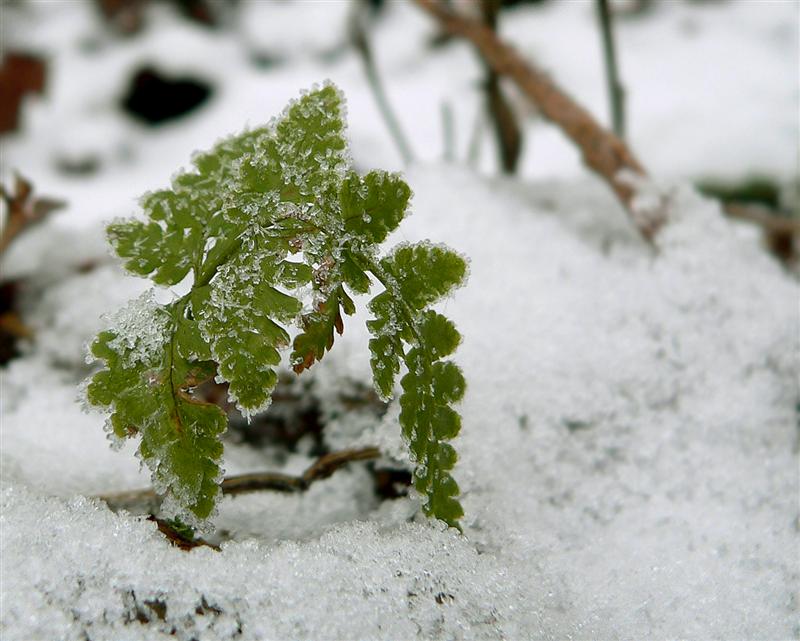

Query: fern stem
(349, 250), (423, 346)
(195, 234), (243, 287)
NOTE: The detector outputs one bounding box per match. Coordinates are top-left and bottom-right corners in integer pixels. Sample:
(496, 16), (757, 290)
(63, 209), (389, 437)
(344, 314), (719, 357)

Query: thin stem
(349, 1), (415, 166)
(166, 298), (190, 434)
(348, 249), (423, 346)
(597, 0), (626, 139)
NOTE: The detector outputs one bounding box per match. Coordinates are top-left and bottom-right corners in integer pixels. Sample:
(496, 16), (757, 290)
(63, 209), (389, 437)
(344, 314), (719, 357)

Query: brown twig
(97, 446), (382, 514)
(0, 173), (65, 257)
(414, 0), (661, 241)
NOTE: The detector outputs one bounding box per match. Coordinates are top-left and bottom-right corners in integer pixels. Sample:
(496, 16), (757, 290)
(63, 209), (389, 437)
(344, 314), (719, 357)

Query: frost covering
(86, 84), (468, 528)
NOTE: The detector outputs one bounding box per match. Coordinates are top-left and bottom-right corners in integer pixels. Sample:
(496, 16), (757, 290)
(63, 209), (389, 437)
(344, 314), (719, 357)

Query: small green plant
(86, 83), (468, 530)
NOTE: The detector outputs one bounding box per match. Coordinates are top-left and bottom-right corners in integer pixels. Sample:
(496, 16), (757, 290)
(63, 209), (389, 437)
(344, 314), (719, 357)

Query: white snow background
(1, 1), (798, 639)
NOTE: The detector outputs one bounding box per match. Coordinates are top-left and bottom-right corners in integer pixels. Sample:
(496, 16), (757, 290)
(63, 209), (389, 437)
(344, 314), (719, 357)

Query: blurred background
(0, 0), (797, 362)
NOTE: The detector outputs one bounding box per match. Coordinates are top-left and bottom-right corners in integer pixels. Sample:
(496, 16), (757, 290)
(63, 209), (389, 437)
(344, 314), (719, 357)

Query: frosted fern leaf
(367, 244), (468, 528)
(86, 83), (469, 529)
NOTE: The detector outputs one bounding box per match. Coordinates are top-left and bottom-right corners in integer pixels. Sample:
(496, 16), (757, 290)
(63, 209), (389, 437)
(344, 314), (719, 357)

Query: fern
(86, 83), (468, 529)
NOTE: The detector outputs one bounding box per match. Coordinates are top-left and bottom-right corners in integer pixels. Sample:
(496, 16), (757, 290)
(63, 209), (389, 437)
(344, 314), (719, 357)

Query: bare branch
(97, 446), (382, 514)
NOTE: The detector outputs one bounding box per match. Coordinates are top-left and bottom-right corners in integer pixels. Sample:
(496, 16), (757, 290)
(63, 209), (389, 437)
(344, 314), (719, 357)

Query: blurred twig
(597, 0), (626, 138)
(0, 173), (64, 365)
(723, 203), (800, 236)
(98, 446), (381, 514)
(349, 2), (415, 165)
(0, 173), (65, 257)
(480, 0), (522, 173)
(414, 0), (662, 241)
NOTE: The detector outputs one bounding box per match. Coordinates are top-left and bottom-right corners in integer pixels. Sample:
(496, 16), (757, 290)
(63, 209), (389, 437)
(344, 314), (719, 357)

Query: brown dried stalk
(414, 0), (662, 240)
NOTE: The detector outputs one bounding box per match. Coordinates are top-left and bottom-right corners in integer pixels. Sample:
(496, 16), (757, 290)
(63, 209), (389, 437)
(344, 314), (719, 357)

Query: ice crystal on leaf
(86, 83), (468, 529)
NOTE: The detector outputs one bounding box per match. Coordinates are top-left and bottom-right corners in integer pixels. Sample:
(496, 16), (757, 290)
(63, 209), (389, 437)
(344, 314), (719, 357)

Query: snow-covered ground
(1, 1), (797, 639)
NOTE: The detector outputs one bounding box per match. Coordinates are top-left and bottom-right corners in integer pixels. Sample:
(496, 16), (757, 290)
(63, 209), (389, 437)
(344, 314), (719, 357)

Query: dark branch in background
(349, 1), (415, 165)
(414, 0), (662, 241)
(97, 447), (382, 515)
(0, 173), (66, 256)
(480, 0), (522, 173)
(597, 0), (626, 139)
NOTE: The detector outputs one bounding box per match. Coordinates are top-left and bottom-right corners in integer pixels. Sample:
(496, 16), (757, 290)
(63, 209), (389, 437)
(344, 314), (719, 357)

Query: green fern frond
(87, 295), (225, 521)
(86, 83), (469, 529)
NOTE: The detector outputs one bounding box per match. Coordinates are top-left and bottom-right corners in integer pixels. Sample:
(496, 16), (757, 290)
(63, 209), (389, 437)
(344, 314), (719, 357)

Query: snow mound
(1, 486), (517, 641)
(1, 167), (797, 639)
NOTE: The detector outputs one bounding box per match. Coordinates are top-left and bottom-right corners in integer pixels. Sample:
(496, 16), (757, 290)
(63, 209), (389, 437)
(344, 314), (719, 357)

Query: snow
(1, 488), (517, 641)
(1, 1), (797, 639)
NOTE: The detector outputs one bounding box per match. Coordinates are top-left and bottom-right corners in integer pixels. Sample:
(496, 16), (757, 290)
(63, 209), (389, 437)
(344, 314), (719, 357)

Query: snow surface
(1, 1), (798, 640)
